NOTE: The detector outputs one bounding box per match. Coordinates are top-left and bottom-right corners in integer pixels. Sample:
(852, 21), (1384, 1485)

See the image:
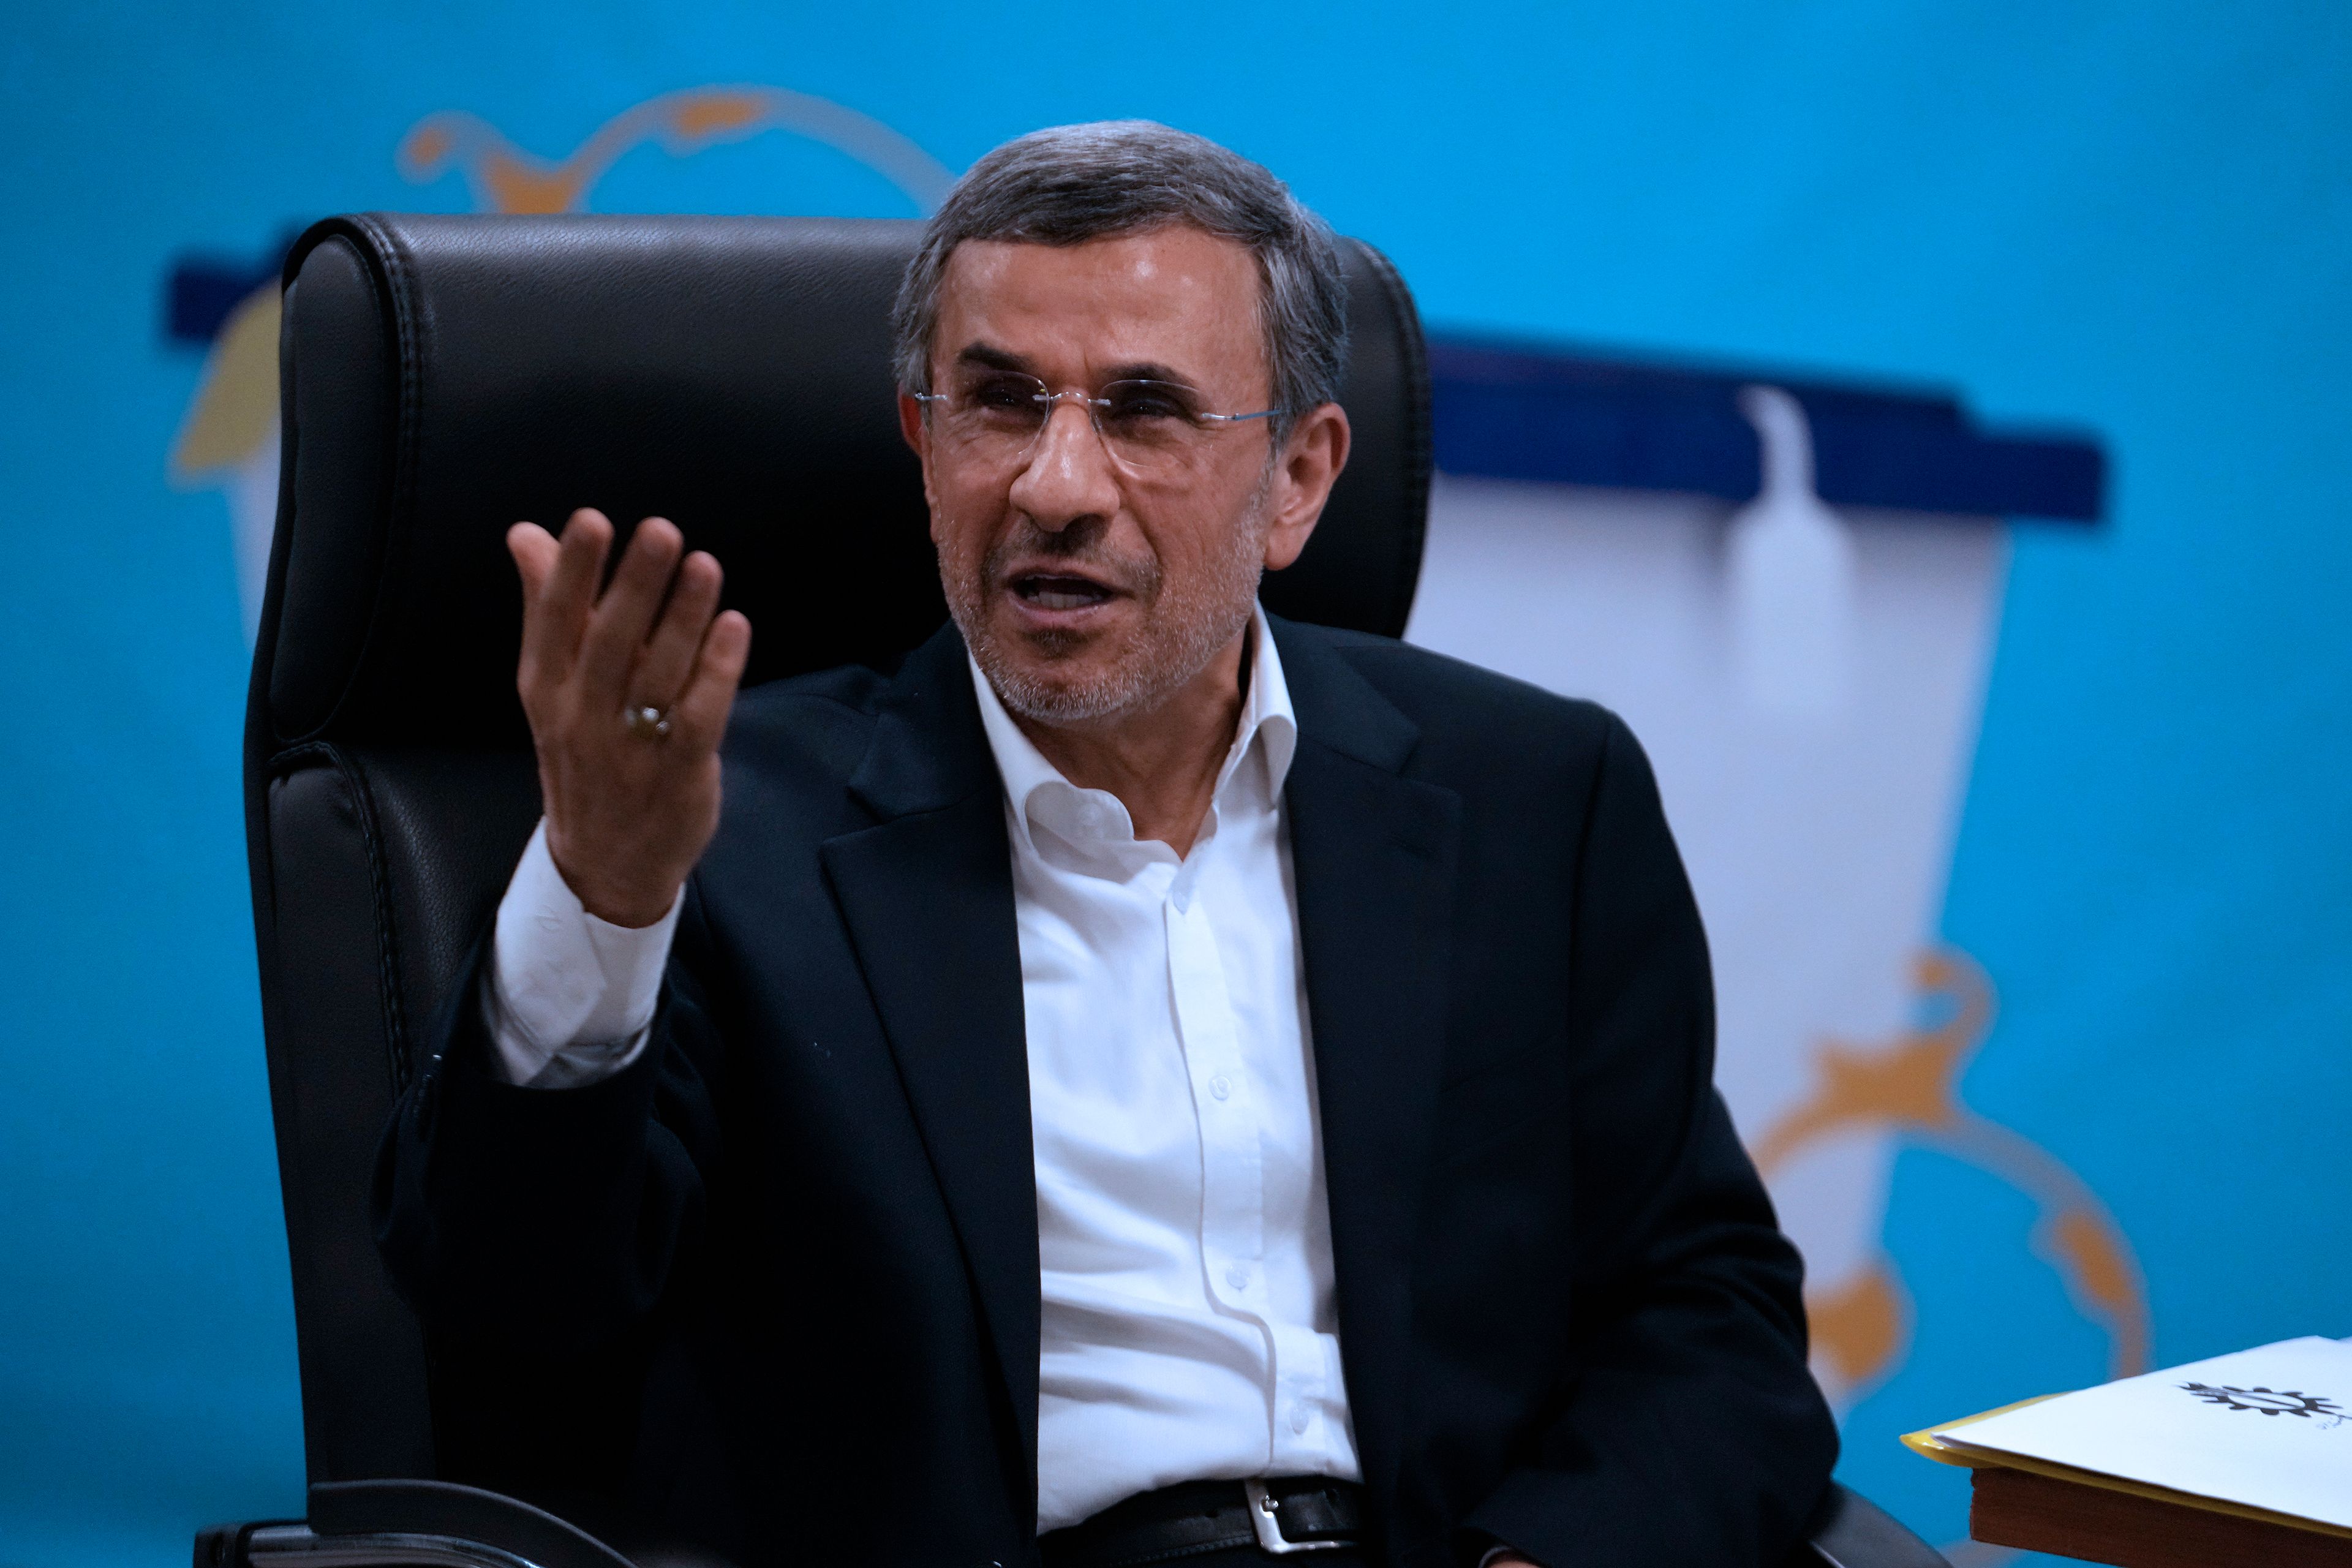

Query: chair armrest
(1802, 1482), (1951, 1568)
(195, 1479), (739, 1568)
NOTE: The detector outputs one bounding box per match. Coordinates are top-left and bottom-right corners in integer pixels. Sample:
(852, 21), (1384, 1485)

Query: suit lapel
(819, 628), (1041, 1515)
(1272, 618), (1461, 1512)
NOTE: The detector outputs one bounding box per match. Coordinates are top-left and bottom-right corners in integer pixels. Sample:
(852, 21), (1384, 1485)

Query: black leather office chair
(210, 212), (1944, 1568)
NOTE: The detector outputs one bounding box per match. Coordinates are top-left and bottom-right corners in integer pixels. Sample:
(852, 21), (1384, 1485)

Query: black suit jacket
(377, 616), (1836, 1568)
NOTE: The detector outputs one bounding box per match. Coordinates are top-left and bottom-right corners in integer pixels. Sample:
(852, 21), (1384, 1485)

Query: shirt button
(1210, 1075), (1232, 1101)
(1224, 1264), (1251, 1291)
(1290, 1405), (1311, 1434)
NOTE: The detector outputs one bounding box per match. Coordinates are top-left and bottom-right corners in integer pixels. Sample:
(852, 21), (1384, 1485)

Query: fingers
(513, 510), (612, 693)
(513, 511), (741, 755)
(576, 516), (684, 708)
(631, 549), (724, 709)
(666, 609), (753, 753)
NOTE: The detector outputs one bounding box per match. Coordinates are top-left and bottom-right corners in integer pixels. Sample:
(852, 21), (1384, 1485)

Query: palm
(510, 508), (752, 927)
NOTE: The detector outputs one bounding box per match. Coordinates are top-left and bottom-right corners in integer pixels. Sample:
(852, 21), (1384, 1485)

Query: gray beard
(948, 477), (1274, 726)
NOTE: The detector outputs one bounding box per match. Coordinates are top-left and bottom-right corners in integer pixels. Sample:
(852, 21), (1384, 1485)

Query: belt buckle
(1243, 1480), (1345, 1555)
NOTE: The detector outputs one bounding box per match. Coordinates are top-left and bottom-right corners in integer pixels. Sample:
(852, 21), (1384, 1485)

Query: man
(377, 122), (1836, 1568)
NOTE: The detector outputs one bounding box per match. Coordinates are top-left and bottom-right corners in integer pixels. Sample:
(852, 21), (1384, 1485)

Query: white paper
(1943, 1337), (2352, 1527)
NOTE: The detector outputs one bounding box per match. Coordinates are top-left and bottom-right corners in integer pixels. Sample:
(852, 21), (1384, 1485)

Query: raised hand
(510, 508), (752, 928)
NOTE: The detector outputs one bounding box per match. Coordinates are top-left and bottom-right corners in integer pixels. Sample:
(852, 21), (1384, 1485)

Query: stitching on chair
(272, 740), (413, 1095)
(366, 213), (428, 726)
(303, 213), (428, 748)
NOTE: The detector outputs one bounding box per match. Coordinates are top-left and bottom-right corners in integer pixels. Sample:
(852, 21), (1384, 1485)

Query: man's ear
(899, 390), (944, 532)
(1261, 402), (1351, 573)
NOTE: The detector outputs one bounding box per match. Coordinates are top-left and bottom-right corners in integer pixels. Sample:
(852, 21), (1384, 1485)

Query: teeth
(1015, 576), (1110, 611)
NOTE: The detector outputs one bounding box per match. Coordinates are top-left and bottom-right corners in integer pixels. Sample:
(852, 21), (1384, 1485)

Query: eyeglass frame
(910, 372), (1289, 469)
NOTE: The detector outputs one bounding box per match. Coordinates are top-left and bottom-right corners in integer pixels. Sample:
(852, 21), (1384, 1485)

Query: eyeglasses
(913, 372), (1284, 477)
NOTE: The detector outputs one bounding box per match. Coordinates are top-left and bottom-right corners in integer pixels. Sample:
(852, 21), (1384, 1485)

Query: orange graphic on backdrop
(398, 85), (952, 216)
(178, 83), (954, 574)
(1754, 950), (2150, 1398)
(183, 85), (949, 468)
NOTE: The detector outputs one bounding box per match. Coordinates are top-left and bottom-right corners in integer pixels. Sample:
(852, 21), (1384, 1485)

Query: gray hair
(891, 121), (1349, 442)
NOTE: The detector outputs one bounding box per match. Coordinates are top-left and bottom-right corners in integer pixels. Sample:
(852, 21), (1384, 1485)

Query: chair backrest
(246, 213), (1431, 1488)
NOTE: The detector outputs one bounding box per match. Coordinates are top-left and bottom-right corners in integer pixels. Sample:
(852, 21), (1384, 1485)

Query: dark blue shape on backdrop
(1427, 337), (2105, 522)
(165, 232), (303, 344)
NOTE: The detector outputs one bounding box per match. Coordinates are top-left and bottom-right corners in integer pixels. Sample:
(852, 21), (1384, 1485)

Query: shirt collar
(968, 603), (1298, 853)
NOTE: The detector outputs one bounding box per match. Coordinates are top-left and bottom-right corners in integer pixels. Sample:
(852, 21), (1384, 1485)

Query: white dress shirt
(483, 606), (1361, 1532)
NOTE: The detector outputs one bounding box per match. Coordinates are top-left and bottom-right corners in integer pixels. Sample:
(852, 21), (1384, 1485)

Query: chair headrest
(260, 214), (1429, 749)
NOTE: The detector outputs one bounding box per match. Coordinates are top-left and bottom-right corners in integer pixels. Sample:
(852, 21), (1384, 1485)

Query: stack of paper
(1908, 1336), (2352, 1539)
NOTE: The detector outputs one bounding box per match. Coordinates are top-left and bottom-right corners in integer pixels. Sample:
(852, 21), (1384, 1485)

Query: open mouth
(1010, 573), (1117, 612)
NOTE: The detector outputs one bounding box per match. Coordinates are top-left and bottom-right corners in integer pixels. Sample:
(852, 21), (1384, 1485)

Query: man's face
(902, 225), (1344, 727)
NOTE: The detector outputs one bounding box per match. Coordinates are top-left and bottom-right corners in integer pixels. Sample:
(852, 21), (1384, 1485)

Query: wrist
(575, 880), (680, 930)
(545, 834), (682, 929)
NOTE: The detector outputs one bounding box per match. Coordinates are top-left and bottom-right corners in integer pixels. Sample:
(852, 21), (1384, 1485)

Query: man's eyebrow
(951, 345), (1202, 390)
(1101, 361), (1197, 388)
(954, 344), (1035, 374)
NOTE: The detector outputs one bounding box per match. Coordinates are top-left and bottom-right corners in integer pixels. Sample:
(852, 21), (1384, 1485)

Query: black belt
(1040, 1477), (1368, 1568)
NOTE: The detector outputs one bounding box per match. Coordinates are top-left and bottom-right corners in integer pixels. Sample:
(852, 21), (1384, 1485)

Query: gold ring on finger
(622, 704), (672, 741)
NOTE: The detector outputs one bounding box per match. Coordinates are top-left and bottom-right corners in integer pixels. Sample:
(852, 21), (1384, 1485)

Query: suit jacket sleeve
(1463, 715), (1838, 1567)
(373, 881), (726, 1355)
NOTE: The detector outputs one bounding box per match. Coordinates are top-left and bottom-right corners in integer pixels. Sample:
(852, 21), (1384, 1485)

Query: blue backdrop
(4, 5), (2349, 1564)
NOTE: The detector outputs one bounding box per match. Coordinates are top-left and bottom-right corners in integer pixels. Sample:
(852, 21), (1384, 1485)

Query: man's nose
(1008, 401), (1121, 530)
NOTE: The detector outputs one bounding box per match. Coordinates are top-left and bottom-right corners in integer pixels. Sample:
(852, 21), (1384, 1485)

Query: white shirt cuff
(482, 819), (682, 1088)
